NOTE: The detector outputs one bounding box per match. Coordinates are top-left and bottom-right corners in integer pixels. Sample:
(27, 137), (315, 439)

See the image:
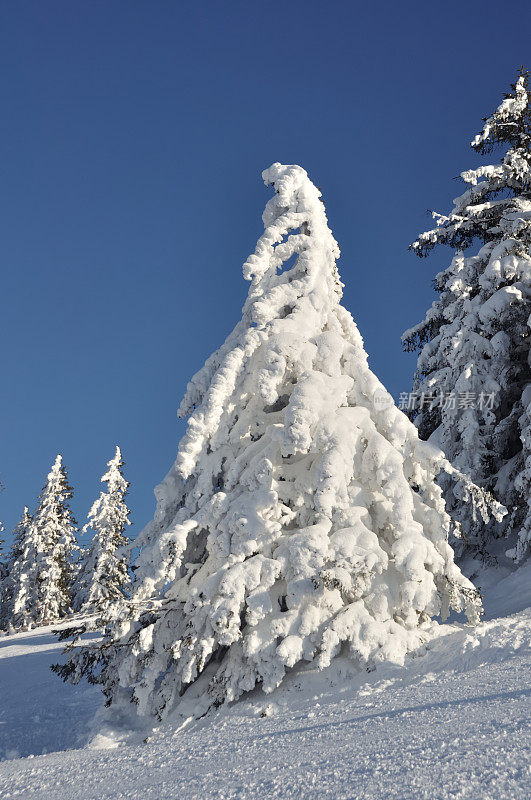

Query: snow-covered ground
(0, 624), (101, 762)
(0, 564), (529, 800)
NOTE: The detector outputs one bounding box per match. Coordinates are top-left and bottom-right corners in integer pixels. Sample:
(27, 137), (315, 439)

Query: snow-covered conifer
(403, 72), (531, 564)
(0, 516), (6, 618)
(57, 163), (500, 723)
(9, 507), (32, 567)
(0, 480), (5, 580)
(0, 522), (5, 581)
(72, 447), (131, 614)
(0, 507), (33, 630)
(7, 456), (77, 628)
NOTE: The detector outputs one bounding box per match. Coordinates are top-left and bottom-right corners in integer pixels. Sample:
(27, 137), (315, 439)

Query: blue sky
(1, 0), (529, 543)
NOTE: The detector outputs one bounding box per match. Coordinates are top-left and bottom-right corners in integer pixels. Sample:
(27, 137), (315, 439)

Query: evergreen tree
(0, 479), (5, 581)
(0, 522), (5, 581)
(72, 447), (132, 614)
(56, 164), (501, 724)
(0, 507), (33, 630)
(7, 456), (77, 628)
(9, 507), (32, 566)
(0, 516), (6, 614)
(403, 71), (531, 564)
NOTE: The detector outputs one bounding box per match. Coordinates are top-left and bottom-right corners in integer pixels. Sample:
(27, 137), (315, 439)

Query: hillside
(0, 564), (529, 800)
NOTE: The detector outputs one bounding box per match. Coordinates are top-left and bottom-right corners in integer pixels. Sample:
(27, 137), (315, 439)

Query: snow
(468, 560), (531, 620)
(0, 564), (529, 799)
(471, 75), (528, 150)
(403, 74), (531, 563)
(0, 621), (101, 762)
(72, 446), (131, 614)
(0, 139), (527, 797)
(56, 163), (509, 727)
(2, 456), (78, 629)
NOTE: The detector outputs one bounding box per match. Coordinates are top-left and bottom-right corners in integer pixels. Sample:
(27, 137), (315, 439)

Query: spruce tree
(0, 480), (5, 581)
(72, 447), (131, 614)
(403, 72), (531, 564)
(0, 522), (5, 581)
(56, 164), (501, 723)
(7, 456), (77, 628)
(0, 517), (6, 621)
(0, 507), (33, 630)
(9, 507), (32, 566)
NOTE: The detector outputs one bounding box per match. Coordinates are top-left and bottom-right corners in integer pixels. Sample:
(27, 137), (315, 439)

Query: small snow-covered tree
(0, 507), (33, 630)
(0, 513), (6, 618)
(56, 163), (501, 724)
(72, 447), (132, 614)
(8, 507), (32, 567)
(0, 480), (5, 580)
(7, 456), (77, 628)
(403, 72), (531, 564)
(0, 522), (5, 581)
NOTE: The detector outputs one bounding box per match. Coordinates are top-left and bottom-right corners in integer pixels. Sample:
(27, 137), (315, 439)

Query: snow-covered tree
(0, 523), (5, 582)
(72, 447), (131, 614)
(0, 512), (6, 613)
(403, 72), (531, 564)
(0, 480), (5, 581)
(0, 507), (33, 630)
(56, 163), (502, 724)
(9, 507), (32, 566)
(6, 456), (78, 628)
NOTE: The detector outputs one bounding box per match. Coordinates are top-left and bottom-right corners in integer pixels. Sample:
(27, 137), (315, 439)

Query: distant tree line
(0, 447), (131, 632)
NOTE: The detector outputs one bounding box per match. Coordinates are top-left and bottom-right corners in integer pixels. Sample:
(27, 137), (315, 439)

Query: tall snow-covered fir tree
(403, 72), (531, 564)
(56, 163), (502, 724)
(5, 456), (78, 628)
(72, 446), (131, 614)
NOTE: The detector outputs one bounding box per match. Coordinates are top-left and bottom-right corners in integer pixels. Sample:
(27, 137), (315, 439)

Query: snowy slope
(0, 622), (101, 761)
(0, 566), (529, 800)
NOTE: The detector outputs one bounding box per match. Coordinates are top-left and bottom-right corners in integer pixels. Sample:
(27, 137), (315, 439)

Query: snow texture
(0, 621), (101, 762)
(61, 163), (497, 725)
(0, 563), (529, 799)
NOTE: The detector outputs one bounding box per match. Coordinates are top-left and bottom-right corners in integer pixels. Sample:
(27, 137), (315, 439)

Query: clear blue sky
(1, 0), (529, 543)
